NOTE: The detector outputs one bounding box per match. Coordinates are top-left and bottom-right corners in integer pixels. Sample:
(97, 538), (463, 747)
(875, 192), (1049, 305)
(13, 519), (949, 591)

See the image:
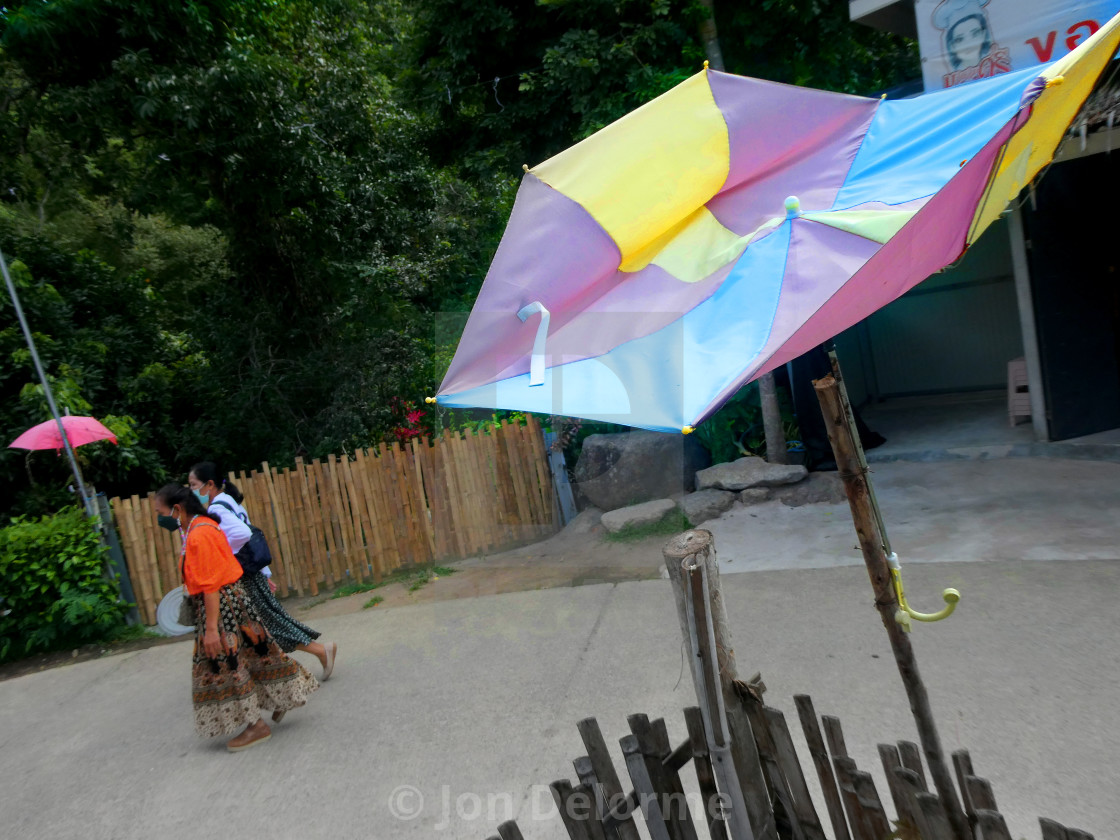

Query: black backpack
(210, 500), (273, 575)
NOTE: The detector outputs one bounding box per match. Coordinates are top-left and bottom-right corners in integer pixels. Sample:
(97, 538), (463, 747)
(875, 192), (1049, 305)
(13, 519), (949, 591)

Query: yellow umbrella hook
(887, 552), (960, 632)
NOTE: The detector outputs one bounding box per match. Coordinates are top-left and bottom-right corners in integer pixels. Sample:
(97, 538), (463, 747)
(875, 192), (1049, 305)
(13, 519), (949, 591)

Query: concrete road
(3, 556), (1118, 840)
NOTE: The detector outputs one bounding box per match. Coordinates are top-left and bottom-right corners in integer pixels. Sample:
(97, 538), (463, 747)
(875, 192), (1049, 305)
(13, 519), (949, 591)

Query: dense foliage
(0, 506), (130, 661)
(0, 0), (918, 520)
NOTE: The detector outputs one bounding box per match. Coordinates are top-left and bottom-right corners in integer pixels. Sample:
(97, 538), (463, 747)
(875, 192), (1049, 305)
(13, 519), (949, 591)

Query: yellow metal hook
(887, 553), (960, 632)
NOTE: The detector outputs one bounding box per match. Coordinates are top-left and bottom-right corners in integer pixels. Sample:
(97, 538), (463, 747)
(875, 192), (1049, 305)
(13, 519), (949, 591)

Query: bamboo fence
(111, 417), (557, 625)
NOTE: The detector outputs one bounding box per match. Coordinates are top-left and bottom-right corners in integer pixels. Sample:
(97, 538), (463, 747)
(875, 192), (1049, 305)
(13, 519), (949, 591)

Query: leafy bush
(694, 383), (802, 466)
(0, 506), (131, 662)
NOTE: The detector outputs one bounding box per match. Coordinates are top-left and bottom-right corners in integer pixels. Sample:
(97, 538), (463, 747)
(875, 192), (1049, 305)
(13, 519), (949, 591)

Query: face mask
(158, 513), (180, 532)
(192, 489), (210, 506)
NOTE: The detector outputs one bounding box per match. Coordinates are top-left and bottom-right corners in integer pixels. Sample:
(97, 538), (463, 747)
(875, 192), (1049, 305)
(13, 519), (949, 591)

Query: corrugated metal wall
(835, 218), (1023, 400)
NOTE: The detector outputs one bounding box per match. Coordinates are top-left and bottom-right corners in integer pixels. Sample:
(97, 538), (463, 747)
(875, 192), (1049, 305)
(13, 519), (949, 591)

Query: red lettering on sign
(1066, 20), (1099, 51)
(1026, 31), (1057, 62)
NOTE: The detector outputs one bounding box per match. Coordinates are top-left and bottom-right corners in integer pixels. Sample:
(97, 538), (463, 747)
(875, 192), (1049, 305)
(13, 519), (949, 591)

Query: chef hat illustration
(932, 0), (991, 31)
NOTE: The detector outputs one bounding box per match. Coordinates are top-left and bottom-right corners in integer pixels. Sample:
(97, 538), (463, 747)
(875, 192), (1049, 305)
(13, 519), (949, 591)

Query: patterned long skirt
(190, 581), (319, 737)
(240, 571), (321, 653)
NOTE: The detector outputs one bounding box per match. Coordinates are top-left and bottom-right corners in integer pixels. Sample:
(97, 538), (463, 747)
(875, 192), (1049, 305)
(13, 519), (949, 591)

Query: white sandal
(321, 642), (337, 681)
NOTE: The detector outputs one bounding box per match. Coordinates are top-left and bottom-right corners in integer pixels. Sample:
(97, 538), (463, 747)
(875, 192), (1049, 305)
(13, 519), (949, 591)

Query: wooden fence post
(813, 375), (970, 840)
(664, 530), (776, 840)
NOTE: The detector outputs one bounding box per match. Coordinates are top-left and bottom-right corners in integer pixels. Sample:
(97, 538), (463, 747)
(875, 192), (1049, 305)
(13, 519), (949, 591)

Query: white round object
(155, 586), (195, 637)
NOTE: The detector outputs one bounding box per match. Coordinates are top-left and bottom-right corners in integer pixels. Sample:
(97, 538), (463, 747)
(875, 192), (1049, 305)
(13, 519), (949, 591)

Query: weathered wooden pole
(813, 375), (970, 840)
(665, 531), (777, 840)
(757, 372), (788, 465)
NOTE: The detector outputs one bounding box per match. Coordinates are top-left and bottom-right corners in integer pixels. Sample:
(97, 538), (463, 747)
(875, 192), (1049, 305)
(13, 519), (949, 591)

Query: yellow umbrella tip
(681, 425), (695, 435)
(425, 397), (437, 404)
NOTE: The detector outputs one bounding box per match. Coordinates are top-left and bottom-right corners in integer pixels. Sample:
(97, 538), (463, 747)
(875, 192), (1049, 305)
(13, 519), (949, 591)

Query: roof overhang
(849, 0), (917, 39)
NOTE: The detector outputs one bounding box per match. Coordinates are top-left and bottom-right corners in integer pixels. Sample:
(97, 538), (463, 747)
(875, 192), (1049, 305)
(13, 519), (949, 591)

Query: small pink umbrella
(9, 416), (117, 451)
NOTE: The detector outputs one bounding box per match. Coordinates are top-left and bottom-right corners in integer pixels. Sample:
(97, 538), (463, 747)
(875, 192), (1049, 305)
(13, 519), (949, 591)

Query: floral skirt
(190, 581), (319, 737)
(240, 571), (321, 653)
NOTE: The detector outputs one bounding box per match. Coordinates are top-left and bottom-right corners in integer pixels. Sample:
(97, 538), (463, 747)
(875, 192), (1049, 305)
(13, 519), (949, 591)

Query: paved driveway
(3, 555), (1118, 839)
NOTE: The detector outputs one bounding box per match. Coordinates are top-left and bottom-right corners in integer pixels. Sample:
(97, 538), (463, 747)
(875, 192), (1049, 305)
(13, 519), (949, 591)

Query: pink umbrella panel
(9, 416), (118, 451)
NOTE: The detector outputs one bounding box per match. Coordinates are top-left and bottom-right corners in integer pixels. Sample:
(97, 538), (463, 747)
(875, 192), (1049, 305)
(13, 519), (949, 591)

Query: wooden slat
(763, 705), (827, 840)
(975, 809), (1013, 840)
(525, 414), (556, 532)
(897, 741), (926, 790)
(274, 466), (302, 587)
(283, 465), (310, 593)
(430, 435), (459, 559)
(310, 458), (339, 590)
(620, 734), (673, 840)
(964, 775), (998, 813)
(275, 468), (301, 590)
(833, 756), (874, 840)
(879, 743), (919, 833)
(119, 496), (156, 625)
(409, 437), (439, 560)
(439, 432), (469, 557)
(1040, 819), (1069, 840)
(852, 771), (892, 840)
(461, 429), (493, 551)
(494, 422), (521, 542)
(684, 706), (730, 840)
(501, 421), (532, 541)
(376, 448), (407, 573)
(354, 449), (388, 580)
(794, 696), (851, 840)
(628, 714), (698, 840)
(342, 453), (374, 580)
(268, 461), (314, 597)
(394, 441), (427, 564)
(414, 438), (448, 560)
(473, 427), (500, 546)
(447, 431), (477, 554)
(914, 791), (956, 840)
(139, 491), (165, 603)
(577, 718), (642, 840)
(894, 767), (936, 840)
(327, 454), (357, 582)
(951, 749), (976, 824)
(822, 715), (849, 758)
(379, 442), (411, 566)
(550, 779), (605, 840)
(484, 425), (513, 546)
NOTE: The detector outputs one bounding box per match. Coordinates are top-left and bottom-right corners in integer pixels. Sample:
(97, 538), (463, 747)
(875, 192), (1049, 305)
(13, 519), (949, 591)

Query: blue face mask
(192, 489), (210, 506)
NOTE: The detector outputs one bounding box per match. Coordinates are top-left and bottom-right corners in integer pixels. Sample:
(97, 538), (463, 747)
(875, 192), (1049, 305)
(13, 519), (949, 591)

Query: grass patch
(603, 510), (692, 543)
(362, 596), (384, 609)
(330, 580), (383, 599)
(106, 624), (163, 645)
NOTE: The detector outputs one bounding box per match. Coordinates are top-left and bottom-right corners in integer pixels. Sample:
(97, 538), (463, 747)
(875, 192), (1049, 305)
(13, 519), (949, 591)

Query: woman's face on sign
(949, 16), (987, 68)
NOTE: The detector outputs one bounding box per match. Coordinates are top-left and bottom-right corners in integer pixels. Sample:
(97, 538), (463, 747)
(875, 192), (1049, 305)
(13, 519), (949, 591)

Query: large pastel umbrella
(9, 415), (117, 451)
(435, 13), (1120, 433)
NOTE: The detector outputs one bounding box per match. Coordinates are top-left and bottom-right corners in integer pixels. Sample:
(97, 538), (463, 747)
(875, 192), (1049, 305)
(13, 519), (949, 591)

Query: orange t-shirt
(182, 517), (243, 595)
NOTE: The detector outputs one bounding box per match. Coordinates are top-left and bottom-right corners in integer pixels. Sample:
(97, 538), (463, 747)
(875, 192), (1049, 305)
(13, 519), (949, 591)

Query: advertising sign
(916, 0), (1120, 89)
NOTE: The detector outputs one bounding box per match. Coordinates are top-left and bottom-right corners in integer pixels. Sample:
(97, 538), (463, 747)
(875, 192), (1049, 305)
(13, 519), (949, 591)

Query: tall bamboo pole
(813, 375), (970, 840)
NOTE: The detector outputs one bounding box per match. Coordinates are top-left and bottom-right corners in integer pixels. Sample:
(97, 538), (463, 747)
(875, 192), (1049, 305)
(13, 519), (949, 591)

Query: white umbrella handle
(517, 301), (550, 387)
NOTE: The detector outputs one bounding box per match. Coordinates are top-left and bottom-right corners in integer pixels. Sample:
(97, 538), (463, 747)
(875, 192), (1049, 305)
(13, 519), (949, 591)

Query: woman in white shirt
(189, 462), (338, 690)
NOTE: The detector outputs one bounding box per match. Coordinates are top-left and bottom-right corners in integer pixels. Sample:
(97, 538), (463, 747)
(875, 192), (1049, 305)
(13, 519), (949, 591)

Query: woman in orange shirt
(154, 484), (318, 751)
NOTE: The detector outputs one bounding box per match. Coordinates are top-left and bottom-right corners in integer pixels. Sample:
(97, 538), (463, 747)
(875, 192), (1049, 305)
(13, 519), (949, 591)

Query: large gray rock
(738, 487), (773, 505)
(696, 456), (808, 491)
(601, 499), (677, 534)
(678, 489), (736, 525)
(573, 431), (711, 512)
(774, 472), (846, 507)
